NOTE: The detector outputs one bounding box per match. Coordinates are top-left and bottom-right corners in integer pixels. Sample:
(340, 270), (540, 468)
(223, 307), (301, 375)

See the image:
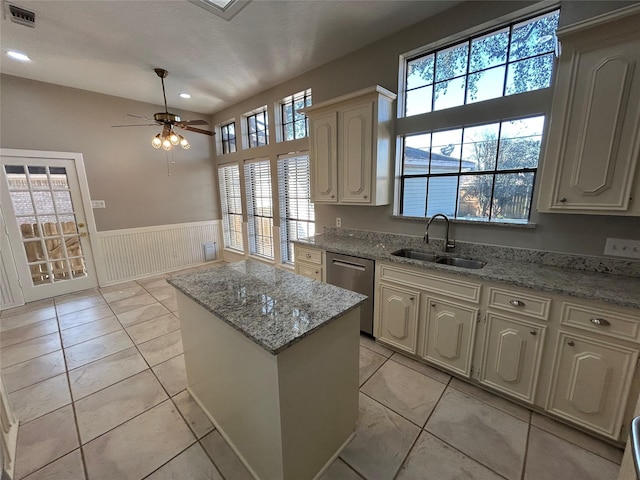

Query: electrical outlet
(336, 217), (342, 227)
(604, 238), (640, 259)
(91, 200), (106, 209)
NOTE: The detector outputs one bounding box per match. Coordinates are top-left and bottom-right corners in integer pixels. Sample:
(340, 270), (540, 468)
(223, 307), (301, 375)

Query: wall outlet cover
(91, 200), (106, 208)
(604, 238), (640, 259)
(336, 217), (341, 227)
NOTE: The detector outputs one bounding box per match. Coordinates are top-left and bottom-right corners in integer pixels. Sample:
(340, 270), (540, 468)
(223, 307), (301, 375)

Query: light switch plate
(91, 200), (106, 208)
(604, 238), (640, 259)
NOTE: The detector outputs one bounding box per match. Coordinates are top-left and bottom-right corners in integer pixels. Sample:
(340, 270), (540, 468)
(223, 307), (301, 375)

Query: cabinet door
(422, 296), (478, 377)
(378, 283), (419, 354)
(309, 111), (338, 203)
(539, 25), (640, 214)
(547, 331), (638, 439)
(479, 313), (545, 404)
(338, 102), (373, 204)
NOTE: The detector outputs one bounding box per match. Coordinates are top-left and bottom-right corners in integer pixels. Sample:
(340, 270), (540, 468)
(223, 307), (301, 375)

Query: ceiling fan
(112, 68), (214, 151)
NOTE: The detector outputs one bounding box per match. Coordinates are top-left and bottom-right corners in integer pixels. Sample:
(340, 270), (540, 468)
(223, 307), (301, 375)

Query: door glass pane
(5, 164), (87, 286)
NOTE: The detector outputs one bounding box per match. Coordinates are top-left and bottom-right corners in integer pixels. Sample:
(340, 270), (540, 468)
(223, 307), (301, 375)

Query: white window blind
(218, 164), (244, 251)
(245, 159), (274, 259)
(277, 153), (315, 265)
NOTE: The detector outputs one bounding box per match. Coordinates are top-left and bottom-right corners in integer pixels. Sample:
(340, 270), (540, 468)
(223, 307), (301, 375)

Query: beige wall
(211, 0), (640, 256)
(0, 74), (219, 231)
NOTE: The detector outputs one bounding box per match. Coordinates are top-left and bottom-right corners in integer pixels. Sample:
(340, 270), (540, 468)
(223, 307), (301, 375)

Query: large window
(277, 153), (315, 264)
(219, 121), (237, 154)
(397, 8), (559, 223)
(279, 89), (312, 142)
(245, 159), (274, 259)
(218, 164), (244, 251)
(245, 107), (269, 148)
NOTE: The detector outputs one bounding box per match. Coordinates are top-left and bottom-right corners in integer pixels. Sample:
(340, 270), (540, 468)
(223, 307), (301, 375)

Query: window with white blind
(218, 164), (244, 252)
(244, 159), (274, 259)
(277, 153), (314, 265)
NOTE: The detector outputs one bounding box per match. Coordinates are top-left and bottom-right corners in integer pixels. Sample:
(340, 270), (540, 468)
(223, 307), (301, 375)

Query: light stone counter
(294, 229), (640, 310)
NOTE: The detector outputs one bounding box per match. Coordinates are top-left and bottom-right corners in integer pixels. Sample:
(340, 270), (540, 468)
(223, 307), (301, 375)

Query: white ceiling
(0, 0), (460, 115)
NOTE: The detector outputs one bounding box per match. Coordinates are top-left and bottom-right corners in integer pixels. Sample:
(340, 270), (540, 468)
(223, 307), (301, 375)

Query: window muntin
(246, 107), (269, 148)
(400, 115), (544, 223)
(220, 121), (237, 154)
(218, 164), (244, 251)
(280, 89), (312, 142)
(277, 153), (314, 265)
(404, 10), (559, 117)
(245, 159), (274, 259)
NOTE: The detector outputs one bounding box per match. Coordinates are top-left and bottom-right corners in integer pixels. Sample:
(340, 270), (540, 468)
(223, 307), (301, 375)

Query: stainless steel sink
(391, 249), (486, 269)
(391, 249), (438, 262)
(434, 256), (486, 269)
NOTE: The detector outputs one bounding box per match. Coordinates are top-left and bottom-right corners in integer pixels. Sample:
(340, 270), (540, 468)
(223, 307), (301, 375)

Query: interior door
(1, 152), (98, 302)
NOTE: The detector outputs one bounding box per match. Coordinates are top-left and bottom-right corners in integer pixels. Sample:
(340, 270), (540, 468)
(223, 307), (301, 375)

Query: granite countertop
(295, 232), (640, 310)
(167, 260), (367, 355)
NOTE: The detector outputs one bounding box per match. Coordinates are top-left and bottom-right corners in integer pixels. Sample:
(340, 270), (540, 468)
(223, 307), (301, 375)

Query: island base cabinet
(479, 313), (546, 404)
(546, 331), (638, 440)
(377, 283), (419, 354)
(421, 296), (478, 378)
(177, 292), (360, 480)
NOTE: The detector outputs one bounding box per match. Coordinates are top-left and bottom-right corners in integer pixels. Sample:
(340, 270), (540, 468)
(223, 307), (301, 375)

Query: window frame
(278, 89), (312, 142)
(243, 106), (269, 149)
(244, 158), (274, 260)
(218, 163), (244, 252)
(218, 120), (237, 155)
(277, 152), (315, 265)
(395, 6), (560, 225)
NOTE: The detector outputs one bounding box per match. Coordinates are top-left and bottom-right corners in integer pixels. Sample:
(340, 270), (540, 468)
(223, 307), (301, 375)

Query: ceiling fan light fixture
(162, 138), (172, 151)
(169, 131), (180, 146)
(180, 136), (191, 149)
(151, 134), (163, 149)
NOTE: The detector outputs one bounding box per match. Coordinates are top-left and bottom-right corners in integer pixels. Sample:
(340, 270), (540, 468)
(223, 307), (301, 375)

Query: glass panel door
(1, 154), (97, 302)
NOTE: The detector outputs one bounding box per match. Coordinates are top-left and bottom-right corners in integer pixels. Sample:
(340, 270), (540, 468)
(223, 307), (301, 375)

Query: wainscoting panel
(96, 220), (222, 285)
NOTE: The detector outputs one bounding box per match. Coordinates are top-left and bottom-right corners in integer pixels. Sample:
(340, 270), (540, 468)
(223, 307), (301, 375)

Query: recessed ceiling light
(7, 50), (31, 62)
(179, 93), (191, 99)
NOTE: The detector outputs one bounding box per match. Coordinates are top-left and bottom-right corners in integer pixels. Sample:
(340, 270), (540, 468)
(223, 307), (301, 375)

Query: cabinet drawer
(295, 246), (323, 265)
(560, 301), (640, 343)
(487, 287), (551, 321)
(379, 263), (481, 303)
(296, 263), (323, 282)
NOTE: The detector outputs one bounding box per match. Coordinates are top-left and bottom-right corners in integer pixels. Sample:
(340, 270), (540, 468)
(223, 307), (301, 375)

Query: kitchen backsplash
(322, 227), (640, 278)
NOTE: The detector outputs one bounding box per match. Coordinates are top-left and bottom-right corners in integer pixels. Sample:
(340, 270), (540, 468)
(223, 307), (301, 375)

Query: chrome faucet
(424, 213), (455, 252)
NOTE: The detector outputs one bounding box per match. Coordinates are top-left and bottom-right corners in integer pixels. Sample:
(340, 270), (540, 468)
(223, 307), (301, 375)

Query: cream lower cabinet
(479, 313), (546, 404)
(377, 283), (419, 354)
(421, 295), (478, 378)
(294, 244), (324, 282)
(547, 332), (638, 439)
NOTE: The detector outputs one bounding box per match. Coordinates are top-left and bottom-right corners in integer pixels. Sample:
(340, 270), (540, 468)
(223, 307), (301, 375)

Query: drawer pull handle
(590, 317), (611, 327)
(567, 340), (575, 347)
(510, 299), (525, 307)
(305, 253), (311, 258)
(530, 330), (537, 336)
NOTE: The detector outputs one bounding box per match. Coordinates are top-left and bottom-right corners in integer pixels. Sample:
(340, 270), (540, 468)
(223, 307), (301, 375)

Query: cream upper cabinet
(377, 283), (419, 355)
(304, 86), (396, 206)
(537, 7), (640, 215)
(547, 331), (638, 439)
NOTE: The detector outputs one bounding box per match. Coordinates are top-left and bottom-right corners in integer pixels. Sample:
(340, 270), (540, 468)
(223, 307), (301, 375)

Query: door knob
(77, 222), (85, 228)
(79, 232), (88, 237)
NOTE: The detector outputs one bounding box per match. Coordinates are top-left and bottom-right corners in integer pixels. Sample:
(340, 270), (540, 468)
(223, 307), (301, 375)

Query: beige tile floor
(0, 263), (625, 480)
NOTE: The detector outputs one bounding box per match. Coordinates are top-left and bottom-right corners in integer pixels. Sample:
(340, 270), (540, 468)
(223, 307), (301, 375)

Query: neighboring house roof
(404, 146), (475, 170)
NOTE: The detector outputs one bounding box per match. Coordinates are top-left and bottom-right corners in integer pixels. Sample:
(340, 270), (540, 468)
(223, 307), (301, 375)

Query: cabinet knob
(567, 340), (575, 346)
(315, 271), (319, 275)
(559, 197), (567, 203)
(364, 195), (368, 199)
(590, 317), (611, 327)
(331, 195), (336, 198)
(431, 302), (436, 307)
(530, 330), (537, 336)
(410, 297), (415, 301)
(510, 299), (525, 307)
(305, 253), (311, 258)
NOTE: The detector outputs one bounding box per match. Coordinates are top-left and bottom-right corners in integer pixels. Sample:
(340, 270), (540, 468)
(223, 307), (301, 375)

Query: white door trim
(0, 148), (99, 304)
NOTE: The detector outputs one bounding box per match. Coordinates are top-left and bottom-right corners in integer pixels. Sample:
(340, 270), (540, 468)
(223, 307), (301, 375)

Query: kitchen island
(168, 260), (367, 480)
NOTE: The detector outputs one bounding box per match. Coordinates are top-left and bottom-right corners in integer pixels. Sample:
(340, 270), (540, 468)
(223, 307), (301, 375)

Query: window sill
(390, 215), (536, 229)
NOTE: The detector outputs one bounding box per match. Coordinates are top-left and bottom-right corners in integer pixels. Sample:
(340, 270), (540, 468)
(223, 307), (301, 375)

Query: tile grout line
(520, 411), (533, 480)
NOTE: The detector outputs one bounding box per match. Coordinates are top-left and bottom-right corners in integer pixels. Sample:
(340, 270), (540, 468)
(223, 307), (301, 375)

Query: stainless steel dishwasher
(325, 252), (375, 336)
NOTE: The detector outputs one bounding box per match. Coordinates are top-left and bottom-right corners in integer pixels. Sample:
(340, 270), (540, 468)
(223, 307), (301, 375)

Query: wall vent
(6, 3), (35, 27)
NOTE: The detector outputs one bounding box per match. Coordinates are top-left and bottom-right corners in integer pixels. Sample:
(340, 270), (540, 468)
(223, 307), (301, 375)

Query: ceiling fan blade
(111, 123), (159, 127)
(177, 119), (209, 126)
(180, 125), (215, 136)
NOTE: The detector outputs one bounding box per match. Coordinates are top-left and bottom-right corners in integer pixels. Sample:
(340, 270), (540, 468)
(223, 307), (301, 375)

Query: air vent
(6, 3), (35, 27)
